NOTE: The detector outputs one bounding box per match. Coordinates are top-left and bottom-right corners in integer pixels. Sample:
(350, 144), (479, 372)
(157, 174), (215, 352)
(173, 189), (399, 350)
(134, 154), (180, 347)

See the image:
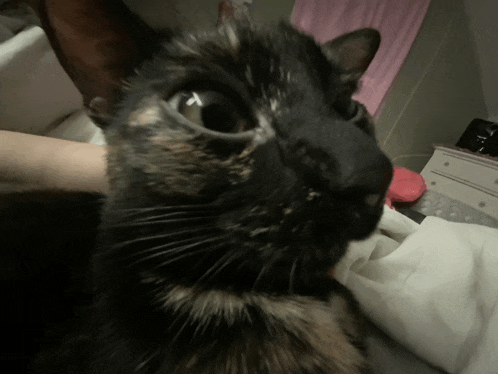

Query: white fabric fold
(336, 207), (498, 373)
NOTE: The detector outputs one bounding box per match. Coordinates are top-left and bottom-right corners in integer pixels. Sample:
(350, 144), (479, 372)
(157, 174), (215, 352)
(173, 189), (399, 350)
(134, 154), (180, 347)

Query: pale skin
(0, 130), (109, 193)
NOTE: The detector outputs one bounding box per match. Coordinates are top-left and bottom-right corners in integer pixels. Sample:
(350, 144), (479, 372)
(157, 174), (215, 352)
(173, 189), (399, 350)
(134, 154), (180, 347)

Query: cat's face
(96, 22), (392, 292)
(39, 0), (391, 293)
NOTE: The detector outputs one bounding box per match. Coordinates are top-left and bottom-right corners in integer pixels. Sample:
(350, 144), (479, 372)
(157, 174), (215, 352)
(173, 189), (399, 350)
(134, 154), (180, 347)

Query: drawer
(421, 146), (498, 219)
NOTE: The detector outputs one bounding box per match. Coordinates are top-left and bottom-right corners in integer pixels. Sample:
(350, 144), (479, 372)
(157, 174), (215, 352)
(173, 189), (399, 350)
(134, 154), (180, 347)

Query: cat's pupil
(175, 90), (250, 133)
(201, 103), (240, 133)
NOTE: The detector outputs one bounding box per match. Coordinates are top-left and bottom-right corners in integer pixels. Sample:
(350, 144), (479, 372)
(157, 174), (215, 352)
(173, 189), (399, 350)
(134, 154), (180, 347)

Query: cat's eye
(168, 90), (254, 133)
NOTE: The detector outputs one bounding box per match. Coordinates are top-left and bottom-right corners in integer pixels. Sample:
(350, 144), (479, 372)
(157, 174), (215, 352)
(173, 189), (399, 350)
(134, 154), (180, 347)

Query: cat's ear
(39, 0), (160, 127)
(321, 28), (380, 87)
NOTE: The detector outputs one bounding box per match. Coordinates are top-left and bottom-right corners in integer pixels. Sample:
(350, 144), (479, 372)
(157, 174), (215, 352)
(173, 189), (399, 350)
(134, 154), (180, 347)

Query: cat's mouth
(180, 183), (387, 293)
(223, 183), (387, 269)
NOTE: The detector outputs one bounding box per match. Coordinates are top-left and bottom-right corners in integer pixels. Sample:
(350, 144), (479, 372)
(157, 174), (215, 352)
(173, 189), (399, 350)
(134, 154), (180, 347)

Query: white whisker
(196, 249), (243, 283)
(288, 257), (299, 294)
(115, 203), (221, 215)
(104, 215), (220, 229)
(252, 256), (277, 290)
(111, 225), (219, 249)
(130, 210), (216, 224)
(154, 240), (231, 270)
(127, 234), (222, 262)
(130, 235), (229, 267)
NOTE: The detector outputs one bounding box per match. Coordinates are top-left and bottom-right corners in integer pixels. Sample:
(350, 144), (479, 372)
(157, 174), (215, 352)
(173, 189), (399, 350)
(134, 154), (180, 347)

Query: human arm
(0, 130), (109, 193)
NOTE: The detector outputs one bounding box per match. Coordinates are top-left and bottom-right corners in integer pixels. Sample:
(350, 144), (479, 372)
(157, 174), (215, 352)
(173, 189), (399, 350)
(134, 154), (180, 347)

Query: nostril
(330, 158), (393, 209)
(339, 161), (393, 195)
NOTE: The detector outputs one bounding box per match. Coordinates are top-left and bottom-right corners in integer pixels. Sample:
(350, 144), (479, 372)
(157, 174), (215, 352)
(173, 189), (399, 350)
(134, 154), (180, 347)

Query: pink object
(385, 167), (426, 208)
(292, 0), (431, 117)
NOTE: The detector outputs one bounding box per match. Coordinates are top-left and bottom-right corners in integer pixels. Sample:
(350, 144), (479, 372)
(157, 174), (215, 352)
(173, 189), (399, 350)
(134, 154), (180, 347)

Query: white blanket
(336, 207), (498, 374)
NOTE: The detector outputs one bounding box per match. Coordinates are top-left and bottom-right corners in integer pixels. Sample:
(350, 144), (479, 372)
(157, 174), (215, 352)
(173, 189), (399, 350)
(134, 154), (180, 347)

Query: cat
(2, 1), (393, 373)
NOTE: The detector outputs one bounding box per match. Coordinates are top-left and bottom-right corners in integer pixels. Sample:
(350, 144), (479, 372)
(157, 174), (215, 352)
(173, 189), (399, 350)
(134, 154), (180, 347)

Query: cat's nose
(338, 147), (393, 197)
(289, 119), (393, 197)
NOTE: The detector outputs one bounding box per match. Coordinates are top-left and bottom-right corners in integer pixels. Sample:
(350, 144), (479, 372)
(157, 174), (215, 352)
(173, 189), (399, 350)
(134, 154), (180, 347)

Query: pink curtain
(292, 0), (431, 117)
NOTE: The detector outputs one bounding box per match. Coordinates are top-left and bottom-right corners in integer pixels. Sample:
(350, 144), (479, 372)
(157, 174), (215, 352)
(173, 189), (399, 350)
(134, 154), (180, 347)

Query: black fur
(2, 16), (392, 374)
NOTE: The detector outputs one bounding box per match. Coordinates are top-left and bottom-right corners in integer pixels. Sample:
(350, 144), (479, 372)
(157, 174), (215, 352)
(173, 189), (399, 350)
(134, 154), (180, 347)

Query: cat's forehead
(133, 23), (330, 91)
(171, 21), (324, 61)
(123, 21), (339, 123)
